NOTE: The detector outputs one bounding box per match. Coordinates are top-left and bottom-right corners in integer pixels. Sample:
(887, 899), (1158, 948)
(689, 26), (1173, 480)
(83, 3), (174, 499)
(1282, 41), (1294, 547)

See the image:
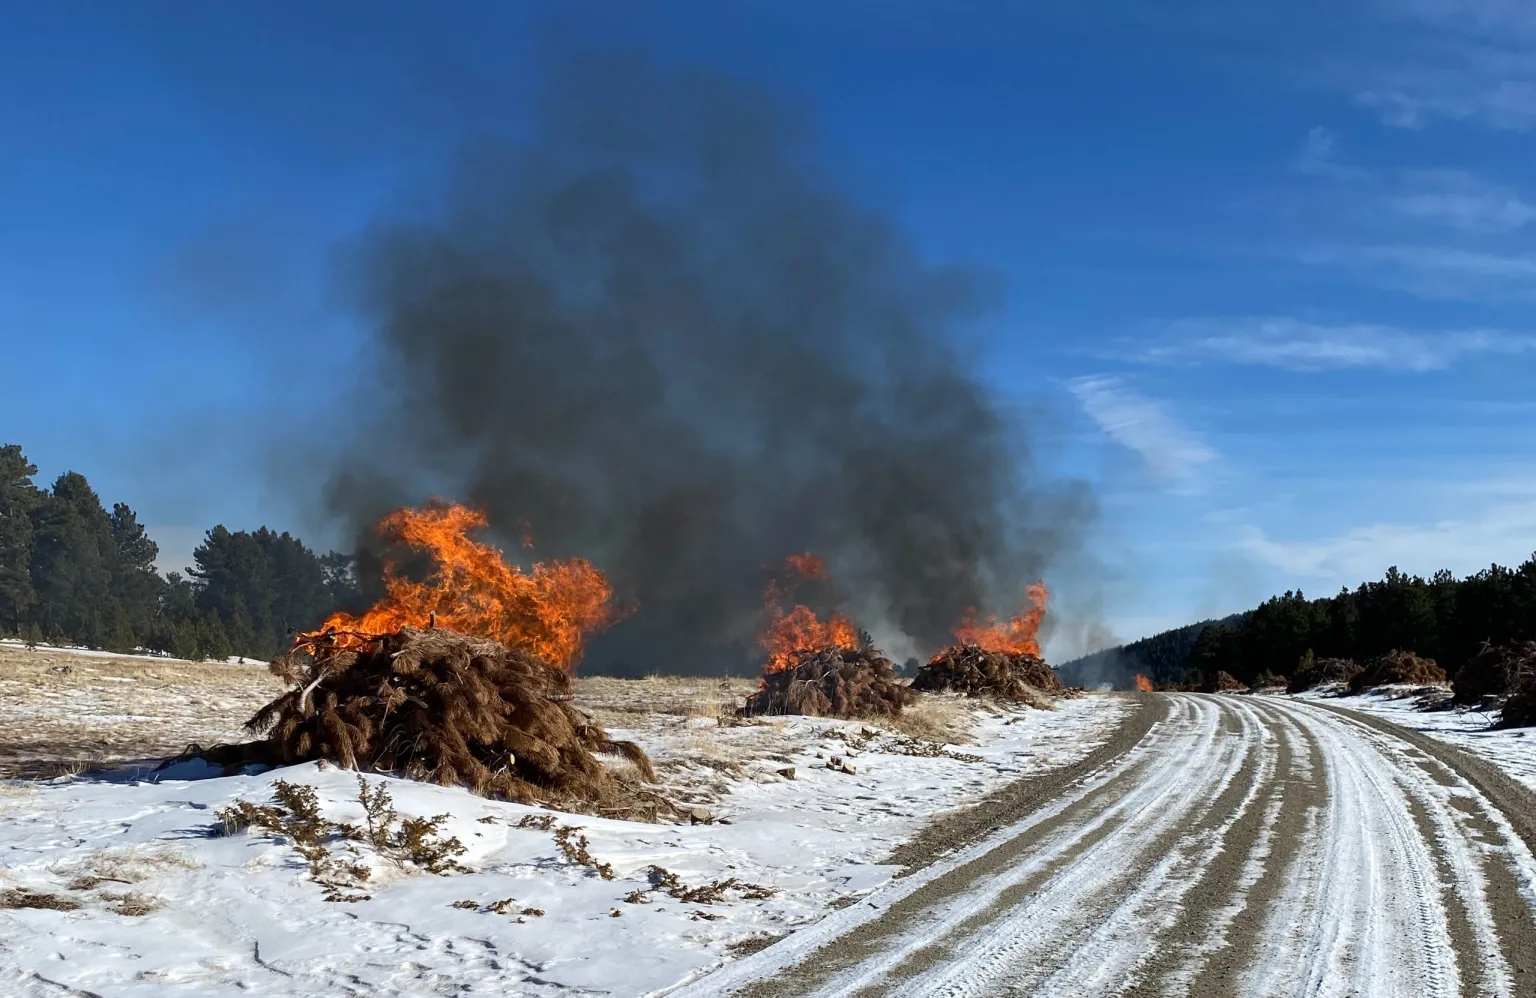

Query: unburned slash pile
(1499, 673), (1536, 729)
(1287, 657), (1362, 693)
(741, 646), (917, 719)
(911, 644), (1064, 707)
(1454, 640), (1536, 705)
(1201, 670), (1248, 694)
(180, 626), (656, 815)
(1347, 649), (1447, 693)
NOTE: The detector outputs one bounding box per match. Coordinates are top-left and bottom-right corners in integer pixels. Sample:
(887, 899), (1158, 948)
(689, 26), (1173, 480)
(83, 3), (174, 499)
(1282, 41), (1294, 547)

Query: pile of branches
(912, 644), (1063, 706)
(1454, 640), (1536, 705)
(1347, 650), (1447, 693)
(183, 627), (656, 814)
(1287, 658), (1362, 693)
(1201, 671), (1248, 694)
(1498, 674), (1536, 729)
(741, 646), (917, 720)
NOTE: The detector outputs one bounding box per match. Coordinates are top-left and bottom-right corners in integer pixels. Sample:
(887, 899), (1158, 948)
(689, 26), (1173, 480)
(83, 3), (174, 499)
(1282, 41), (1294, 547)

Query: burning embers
(913, 583), (1064, 703)
(302, 502), (622, 670)
(743, 555), (915, 719)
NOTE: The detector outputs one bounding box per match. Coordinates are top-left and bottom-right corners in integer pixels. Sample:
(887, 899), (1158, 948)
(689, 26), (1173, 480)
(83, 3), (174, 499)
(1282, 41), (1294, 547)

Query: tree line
(1061, 559), (1536, 688)
(0, 444), (359, 661)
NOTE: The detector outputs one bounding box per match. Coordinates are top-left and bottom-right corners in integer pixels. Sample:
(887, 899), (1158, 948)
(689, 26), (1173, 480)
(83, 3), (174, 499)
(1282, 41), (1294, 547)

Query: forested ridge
(1060, 559), (1536, 688)
(0, 444), (358, 660)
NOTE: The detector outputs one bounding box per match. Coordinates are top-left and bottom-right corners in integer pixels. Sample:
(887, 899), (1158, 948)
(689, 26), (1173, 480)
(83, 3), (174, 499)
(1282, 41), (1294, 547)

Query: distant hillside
(1060, 554), (1536, 690)
(1057, 613), (1246, 689)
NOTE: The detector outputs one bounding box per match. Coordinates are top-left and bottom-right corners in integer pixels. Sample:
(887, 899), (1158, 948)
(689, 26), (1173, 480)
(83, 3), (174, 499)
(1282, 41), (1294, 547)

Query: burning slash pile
(187, 504), (656, 813)
(913, 583), (1065, 707)
(740, 555), (916, 720)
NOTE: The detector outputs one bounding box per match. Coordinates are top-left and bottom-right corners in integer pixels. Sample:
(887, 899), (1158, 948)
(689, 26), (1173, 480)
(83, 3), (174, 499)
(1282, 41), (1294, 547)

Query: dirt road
(675, 694), (1536, 998)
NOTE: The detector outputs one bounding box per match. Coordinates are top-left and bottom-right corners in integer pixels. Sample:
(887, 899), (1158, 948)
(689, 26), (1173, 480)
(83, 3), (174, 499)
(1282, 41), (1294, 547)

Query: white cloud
(1147, 317), (1536, 371)
(1299, 244), (1536, 299)
(1391, 170), (1536, 232)
(1068, 376), (1215, 481)
(1238, 501), (1536, 585)
(1296, 126), (1370, 180)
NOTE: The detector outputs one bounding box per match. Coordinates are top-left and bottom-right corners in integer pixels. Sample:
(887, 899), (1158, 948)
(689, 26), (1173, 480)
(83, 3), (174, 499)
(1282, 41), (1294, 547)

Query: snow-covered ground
(0, 696), (1129, 997)
(0, 638), (258, 666)
(1292, 685), (1535, 792)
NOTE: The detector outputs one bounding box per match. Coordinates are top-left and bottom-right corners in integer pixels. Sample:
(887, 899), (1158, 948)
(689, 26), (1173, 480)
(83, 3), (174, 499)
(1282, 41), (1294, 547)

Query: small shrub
(552, 825), (615, 880)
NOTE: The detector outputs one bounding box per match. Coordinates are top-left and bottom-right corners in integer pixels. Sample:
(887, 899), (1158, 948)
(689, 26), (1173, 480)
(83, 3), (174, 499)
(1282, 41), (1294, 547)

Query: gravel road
(673, 693), (1536, 998)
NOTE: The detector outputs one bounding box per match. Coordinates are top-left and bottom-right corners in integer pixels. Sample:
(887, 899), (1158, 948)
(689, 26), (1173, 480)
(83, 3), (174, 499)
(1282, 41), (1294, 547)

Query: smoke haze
(327, 54), (1095, 675)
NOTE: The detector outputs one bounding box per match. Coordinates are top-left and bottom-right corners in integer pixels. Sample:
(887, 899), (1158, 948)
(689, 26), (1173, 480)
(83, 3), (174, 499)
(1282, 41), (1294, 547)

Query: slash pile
(1202, 670), (1249, 694)
(1287, 657), (1362, 693)
(912, 644), (1064, 707)
(1347, 649), (1447, 692)
(741, 646), (917, 719)
(1454, 640), (1536, 705)
(1498, 672), (1536, 729)
(183, 626), (655, 814)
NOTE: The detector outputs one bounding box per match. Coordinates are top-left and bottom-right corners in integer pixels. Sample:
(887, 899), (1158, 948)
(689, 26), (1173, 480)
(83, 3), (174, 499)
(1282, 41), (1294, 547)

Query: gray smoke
(327, 54), (1094, 675)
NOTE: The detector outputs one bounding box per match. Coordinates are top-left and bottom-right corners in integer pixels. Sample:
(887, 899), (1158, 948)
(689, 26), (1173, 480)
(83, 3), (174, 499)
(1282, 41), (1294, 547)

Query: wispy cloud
(1068, 376), (1215, 480)
(1145, 317), (1536, 371)
(1391, 170), (1536, 232)
(1238, 500), (1536, 584)
(1295, 132), (1536, 233)
(1353, 3), (1536, 131)
(1299, 244), (1536, 299)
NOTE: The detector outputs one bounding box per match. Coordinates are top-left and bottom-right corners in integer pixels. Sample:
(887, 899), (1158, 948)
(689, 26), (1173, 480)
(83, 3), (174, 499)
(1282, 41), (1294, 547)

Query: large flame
(307, 503), (622, 669)
(1134, 674), (1155, 693)
(758, 553), (860, 673)
(951, 581), (1049, 657)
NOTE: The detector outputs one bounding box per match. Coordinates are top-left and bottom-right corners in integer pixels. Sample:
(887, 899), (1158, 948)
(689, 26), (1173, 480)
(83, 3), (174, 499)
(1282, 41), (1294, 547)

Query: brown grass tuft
(0, 888), (80, 911)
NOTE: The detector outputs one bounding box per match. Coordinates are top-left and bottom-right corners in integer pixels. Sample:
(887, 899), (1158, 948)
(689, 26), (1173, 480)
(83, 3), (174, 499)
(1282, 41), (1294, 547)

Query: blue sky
(3, 1), (1535, 654)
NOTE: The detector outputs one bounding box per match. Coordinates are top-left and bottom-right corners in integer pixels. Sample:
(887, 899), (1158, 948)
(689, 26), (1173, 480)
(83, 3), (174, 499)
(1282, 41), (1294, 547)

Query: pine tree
(29, 472), (119, 647)
(0, 445), (45, 634)
(108, 502), (162, 645)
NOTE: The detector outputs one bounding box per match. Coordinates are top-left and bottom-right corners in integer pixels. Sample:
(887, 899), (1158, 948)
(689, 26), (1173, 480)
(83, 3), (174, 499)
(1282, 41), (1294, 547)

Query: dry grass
(881, 695), (976, 744)
(0, 887), (80, 911)
(0, 643), (281, 777)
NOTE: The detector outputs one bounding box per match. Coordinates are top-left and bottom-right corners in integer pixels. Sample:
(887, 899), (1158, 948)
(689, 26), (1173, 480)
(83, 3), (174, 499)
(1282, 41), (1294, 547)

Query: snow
(0, 696), (1129, 997)
(0, 638), (260, 667)
(1292, 686), (1536, 793)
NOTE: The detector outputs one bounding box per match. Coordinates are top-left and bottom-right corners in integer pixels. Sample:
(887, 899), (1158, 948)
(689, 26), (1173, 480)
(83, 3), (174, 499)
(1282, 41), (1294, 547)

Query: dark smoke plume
(327, 55), (1093, 675)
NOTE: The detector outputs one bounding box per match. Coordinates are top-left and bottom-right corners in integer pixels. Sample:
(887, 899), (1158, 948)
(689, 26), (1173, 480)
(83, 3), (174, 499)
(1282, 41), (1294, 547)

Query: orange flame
(306, 503), (622, 669)
(951, 581), (1049, 657)
(1134, 674), (1154, 693)
(758, 553), (860, 673)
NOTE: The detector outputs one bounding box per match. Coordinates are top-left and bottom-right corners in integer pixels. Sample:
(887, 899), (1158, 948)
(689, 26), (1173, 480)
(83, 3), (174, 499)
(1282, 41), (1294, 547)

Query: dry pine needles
(185, 626), (655, 814)
(742, 646), (917, 719)
(1347, 649), (1447, 693)
(912, 644), (1064, 706)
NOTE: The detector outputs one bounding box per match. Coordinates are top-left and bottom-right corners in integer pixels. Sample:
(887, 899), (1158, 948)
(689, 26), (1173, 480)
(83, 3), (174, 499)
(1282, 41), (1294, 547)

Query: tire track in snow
(692, 693), (1536, 998)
